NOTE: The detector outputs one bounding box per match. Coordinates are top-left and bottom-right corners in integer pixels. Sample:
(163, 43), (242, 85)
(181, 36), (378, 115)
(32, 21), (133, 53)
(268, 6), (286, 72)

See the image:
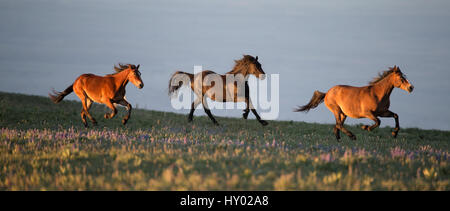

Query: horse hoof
(243, 113), (249, 119)
(335, 136), (341, 142)
(213, 122), (219, 126)
(260, 120), (268, 126)
(361, 125), (369, 131)
(104, 114), (109, 119)
(392, 132), (398, 138)
(350, 135), (357, 140)
(122, 119), (128, 125)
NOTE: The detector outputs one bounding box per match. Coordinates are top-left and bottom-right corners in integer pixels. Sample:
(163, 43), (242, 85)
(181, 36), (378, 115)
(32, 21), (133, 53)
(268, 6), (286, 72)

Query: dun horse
(168, 55), (268, 126)
(295, 66), (414, 140)
(49, 64), (144, 127)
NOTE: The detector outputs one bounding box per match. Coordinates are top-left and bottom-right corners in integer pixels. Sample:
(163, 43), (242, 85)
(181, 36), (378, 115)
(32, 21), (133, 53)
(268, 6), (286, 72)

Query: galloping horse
(49, 64), (144, 127)
(168, 55), (268, 126)
(295, 66), (414, 140)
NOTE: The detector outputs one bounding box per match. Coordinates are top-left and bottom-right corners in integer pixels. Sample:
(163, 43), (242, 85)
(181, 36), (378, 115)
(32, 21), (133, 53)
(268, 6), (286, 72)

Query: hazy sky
(1, 0), (450, 130)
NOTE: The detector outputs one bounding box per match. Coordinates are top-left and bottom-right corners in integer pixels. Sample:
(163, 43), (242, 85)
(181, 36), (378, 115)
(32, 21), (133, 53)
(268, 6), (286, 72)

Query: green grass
(0, 91), (448, 190)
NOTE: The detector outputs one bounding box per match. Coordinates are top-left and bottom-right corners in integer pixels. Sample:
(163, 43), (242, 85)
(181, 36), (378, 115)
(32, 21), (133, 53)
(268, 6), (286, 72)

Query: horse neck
(112, 69), (130, 89)
(371, 74), (394, 100)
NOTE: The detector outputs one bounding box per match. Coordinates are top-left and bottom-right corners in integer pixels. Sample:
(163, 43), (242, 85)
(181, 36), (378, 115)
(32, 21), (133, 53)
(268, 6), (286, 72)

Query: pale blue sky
(1, 0), (449, 130)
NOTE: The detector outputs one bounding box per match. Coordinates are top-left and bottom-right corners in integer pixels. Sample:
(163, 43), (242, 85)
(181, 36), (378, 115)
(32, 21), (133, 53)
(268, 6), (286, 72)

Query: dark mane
(227, 55), (256, 75)
(369, 67), (396, 85)
(113, 63), (136, 74)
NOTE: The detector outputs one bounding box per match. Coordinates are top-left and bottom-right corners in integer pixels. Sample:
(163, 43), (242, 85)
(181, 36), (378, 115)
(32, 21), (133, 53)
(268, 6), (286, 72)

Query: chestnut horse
(295, 66), (414, 140)
(168, 55), (268, 126)
(49, 64), (144, 127)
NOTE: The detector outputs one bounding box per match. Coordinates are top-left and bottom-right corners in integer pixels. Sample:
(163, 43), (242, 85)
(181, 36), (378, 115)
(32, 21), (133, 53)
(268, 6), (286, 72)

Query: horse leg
(251, 109), (268, 126)
(83, 97), (97, 126)
(242, 83), (250, 119)
(80, 109), (88, 127)
(332, 114), (341, 141)
(379, 110), (400, 138)
(338, 114), (356, 140)
(333, 125), (340, 140)
(243, 101), (250, 120)
(202, 98), (219, 125)
(188, 97), (201, 122)
(75, 89), (90, 127)
(73, 85), (96, 126)
(330, 105), (354, 140)
(361, 113), (380, 132)
(103, 99), (117, 119)
(117, 99), (132, 125)
(244, 97), (267, 126)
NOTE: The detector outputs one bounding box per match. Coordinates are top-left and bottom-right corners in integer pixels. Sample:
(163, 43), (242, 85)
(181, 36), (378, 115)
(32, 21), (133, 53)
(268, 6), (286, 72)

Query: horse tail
(49, 84), (73, 104)
(168, 71), (194, 97)
(294, 90), (326, 112)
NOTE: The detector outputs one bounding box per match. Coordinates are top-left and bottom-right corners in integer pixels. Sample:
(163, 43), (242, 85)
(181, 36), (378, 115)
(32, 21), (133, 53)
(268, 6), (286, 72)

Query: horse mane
(227, 55), (256, 75)
(113, 63), (136, 74)
(369, 67), (396, 85)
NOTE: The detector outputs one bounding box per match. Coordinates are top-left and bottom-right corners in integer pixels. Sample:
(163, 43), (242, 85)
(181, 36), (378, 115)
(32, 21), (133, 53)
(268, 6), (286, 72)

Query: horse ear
(255, 56), (258, 61)
(394, 65), (398, 71)
(137, 64), (140, 69)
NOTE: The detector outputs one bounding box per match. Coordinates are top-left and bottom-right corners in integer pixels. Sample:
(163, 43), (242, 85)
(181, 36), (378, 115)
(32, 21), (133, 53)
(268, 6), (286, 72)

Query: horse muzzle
(139, 83), (144, 89)
(408, 85), (414, 93)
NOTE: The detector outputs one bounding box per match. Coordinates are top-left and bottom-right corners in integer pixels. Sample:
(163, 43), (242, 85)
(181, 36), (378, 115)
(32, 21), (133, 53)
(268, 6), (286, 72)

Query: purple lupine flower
(320, 153), (332, 162)
(390, 147), (406, 159)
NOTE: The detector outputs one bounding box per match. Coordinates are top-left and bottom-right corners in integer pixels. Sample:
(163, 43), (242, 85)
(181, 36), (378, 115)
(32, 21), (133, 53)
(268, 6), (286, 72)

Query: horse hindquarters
(324, 87), (356, 140)
(73, 77), (97, 127)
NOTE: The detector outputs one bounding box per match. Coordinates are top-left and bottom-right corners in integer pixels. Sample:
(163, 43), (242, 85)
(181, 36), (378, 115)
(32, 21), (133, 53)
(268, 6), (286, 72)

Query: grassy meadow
(0, 91), (448, 190)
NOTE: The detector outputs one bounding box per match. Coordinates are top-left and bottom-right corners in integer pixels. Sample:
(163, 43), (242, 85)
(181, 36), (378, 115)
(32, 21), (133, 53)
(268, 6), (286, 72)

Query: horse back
(74, 73), (116, 102)
(75, 74), (113, 87)
(327, 85), (370, 96)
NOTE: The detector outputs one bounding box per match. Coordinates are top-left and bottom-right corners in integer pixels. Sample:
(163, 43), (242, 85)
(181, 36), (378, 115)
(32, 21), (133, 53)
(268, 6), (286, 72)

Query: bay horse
(49, 64), (144, 127)
(295, 66), (414, 140)
(168, 55), (268, 126)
